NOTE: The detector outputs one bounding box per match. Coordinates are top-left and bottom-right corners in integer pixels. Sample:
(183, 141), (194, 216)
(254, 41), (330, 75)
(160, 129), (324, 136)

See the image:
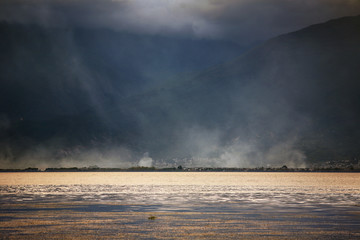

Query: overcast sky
(1, 0), (360, 45)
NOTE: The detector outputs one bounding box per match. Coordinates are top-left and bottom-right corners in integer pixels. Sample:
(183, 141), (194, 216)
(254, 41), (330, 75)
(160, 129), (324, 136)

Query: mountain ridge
(1, 15), (360, 167)
(120, 14), (360, 164)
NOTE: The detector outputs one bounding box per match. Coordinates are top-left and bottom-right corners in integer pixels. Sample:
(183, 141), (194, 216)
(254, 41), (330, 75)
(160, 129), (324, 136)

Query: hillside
(0, 23), (244, 119)
(120, 15), (360, 166)
(0, 23), (244, 167)
(1, 15), (360, 167)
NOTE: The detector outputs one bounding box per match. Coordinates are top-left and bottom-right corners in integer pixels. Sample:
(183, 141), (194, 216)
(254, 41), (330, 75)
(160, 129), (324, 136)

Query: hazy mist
(0, 2), (360, 169)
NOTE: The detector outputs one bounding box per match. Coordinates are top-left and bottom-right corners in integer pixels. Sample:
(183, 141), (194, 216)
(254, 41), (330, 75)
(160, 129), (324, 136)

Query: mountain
(0, 23), (244, 119)
(118, 15), (360, 166)
(1, 15), (360, 168)
(0, 22), (244, 167)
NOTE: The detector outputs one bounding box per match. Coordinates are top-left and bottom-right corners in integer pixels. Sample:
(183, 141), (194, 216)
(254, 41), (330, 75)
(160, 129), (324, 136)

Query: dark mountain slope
(1, 15), (360, 167)
(0, 23), (245, 166)
(124, 15), (360, 164)
(0, 22), (244, 120)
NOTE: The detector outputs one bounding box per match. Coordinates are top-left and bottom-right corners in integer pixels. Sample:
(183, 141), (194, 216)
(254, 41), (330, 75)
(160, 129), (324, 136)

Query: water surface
(0, 172), (359, 239)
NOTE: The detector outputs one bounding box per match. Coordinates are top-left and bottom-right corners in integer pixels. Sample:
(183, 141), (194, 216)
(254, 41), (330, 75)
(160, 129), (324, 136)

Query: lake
(0, 172), (359, 239)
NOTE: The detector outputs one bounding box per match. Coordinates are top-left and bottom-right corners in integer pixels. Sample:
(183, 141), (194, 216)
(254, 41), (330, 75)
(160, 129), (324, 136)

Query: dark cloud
(209, 0), (360, 44)
(0, 0), (359, 44)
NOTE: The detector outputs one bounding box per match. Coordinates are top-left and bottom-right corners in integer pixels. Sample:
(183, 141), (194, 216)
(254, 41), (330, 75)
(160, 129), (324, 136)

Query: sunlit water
(0, 172), (359, 239)
(1, 172), (359, 207)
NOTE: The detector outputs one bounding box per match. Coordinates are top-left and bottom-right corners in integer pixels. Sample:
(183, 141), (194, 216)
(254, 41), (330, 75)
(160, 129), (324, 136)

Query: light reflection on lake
(0, 172), (359, 239)
(1, 172), (359, 207)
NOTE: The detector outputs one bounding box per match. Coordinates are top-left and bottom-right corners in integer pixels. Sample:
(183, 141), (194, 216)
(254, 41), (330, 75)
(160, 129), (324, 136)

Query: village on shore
(1, 159), (360, 173)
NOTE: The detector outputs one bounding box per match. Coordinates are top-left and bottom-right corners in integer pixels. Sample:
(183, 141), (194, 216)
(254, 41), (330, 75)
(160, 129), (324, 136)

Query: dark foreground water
(0, 172), (359, 239)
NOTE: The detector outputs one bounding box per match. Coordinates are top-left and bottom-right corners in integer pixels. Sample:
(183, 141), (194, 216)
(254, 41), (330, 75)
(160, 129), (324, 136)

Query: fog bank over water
(0, 142), (306, 169)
